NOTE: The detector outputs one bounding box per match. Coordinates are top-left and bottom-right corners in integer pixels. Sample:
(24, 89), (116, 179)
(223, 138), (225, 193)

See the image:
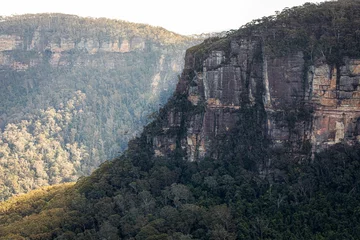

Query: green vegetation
(0, 92), (88, 199)
(188, 0), (360, 70)
(1, 114), (360, 239)
(0, 13), (195, 45)
(0, 14), (202, 200)
(1, 1), (360, 239)
(240, 0), (360, 64)
(0, 183), (81, 240)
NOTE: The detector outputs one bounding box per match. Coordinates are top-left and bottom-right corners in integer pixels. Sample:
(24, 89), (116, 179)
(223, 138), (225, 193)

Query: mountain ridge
(1, 1), (360, 239)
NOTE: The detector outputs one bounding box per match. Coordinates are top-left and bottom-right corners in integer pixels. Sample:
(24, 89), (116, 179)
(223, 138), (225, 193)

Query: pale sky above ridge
(1, 0), (326, 35)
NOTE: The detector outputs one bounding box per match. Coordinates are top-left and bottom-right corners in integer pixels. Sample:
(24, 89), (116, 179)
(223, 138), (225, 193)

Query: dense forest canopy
(1, 1), (360, 239)
(189, 0), (360, 68)
(0, 13), (202, 200)
(0, 13), (194, 45)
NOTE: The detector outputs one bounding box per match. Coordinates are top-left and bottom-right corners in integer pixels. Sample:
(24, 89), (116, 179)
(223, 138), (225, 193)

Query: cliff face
(0, 15), (189, 98)
(0, 31), (178, 70)
(150, 2), (360, 163)
(153, 42), (360, 161)
(0, 31), (183, 109)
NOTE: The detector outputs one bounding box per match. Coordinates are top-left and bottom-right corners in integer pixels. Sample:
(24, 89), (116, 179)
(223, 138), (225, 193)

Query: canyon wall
(151, 35), (360, 161)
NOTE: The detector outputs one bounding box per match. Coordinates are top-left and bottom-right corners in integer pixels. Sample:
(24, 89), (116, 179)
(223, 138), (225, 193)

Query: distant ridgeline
(0, 13), (203, 200)
(1, 1), (360, 239)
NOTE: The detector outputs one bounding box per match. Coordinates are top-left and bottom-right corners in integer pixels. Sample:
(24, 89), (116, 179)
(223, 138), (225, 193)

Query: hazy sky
(1, 0), (324, 35)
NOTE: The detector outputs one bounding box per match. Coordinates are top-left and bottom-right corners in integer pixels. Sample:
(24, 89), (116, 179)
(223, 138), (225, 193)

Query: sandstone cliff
(148, 0), (360, 165)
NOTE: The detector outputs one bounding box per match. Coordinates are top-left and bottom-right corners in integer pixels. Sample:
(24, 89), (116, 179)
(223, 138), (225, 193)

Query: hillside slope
(0, 14), (202, 200)
(1, 1), (360, 239)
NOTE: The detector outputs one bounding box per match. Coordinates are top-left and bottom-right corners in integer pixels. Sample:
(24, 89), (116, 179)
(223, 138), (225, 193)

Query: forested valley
(0, 14), (202, 200)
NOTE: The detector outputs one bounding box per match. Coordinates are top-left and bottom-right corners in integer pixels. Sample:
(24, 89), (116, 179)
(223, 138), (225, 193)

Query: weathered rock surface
(151, 35), (360, 161)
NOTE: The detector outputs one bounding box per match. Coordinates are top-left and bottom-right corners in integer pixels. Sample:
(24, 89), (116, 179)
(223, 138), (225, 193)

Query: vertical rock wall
(152, 35), (360, 161)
